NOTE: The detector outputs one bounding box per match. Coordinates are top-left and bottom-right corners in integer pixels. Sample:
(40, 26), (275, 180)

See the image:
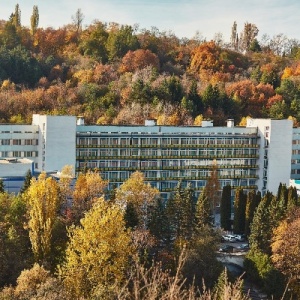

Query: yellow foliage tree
(60, 197), (132, 299)
(26, 173), (60, 264)
(271, 208), (300, 296)
(72, 170), (108, 223)
(115, 171), (159, 228)
(194, 114), (203, 126)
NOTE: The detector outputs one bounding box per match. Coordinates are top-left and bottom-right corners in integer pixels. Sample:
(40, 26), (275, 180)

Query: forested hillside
(1, 5), (300, 125)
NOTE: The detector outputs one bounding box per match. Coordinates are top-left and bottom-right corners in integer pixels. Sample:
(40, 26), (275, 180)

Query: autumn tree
(120, 49), (159, 73)
(239, 22), (258, 52)
(14, 263), (67, 299)
(230, 21), (238, 50)
(0, 193), (31, 286)
(60, 197), (133, 299)
(13, 4), (21, 28)
(72, 8), (84, 33)
(71, 170), (108, 224)
(79, 21), (108, 62)
(106, 24), (140, 60)
(115, 171), (159, 229)
(26, 172), (60, 266)
(30, 5), (39, 35)
(271, 207), (300, 297)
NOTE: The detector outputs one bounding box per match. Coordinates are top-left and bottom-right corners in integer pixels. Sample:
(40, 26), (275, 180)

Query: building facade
(0, 114), (294, 197)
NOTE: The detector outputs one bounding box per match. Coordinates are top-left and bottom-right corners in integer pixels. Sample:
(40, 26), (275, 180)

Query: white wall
(247, 118), (293, 194)
(32, 114), (76, 173)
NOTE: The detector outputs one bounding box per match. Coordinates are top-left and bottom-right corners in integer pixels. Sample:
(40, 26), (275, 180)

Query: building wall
(76, 124), (259, 198)
(0, 115), (296, 196)
(247, 118), (293, 194)
(291, 128), (300, 179)
(32, 114), (77, 173)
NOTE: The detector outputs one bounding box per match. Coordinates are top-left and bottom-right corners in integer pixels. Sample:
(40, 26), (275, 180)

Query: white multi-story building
(0, 114), (295, 197)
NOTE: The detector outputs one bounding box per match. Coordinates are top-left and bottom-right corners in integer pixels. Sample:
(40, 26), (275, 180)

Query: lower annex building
(0, 114), (295, 198)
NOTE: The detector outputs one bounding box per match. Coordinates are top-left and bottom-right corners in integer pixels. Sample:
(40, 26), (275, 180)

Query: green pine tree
(233, 187), (247, 234)
(20, 170), (32, 194)
(220, 184), (231, 230)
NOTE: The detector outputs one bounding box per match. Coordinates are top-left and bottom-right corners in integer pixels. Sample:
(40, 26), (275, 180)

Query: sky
(1, 0), (300, 42)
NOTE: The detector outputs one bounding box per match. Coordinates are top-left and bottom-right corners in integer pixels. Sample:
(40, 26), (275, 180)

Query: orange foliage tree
(120, 49), (159, 73)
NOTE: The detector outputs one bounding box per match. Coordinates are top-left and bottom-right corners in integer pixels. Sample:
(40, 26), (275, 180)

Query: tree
(230, 21), (238, 50)
(14, 263), (67, 299)
(0, 178), (5, 193)
(60, 197), (132, 299)
(240, 22), (258, 52)
(26, 172), (60, 265)
(71, 170), (108, 224)
(195, 187), (212, 227)
(233, 187), (246, 234)
(106, 24), (140, 60)
(271, 208), (300, 298)
(72, 8), (84, 33)
(13, 4), (21, 28)
(115, 171), (159, 229)
(245, 190), (261, 236)
(79, 21), (108, 62)
(120, 49), (159, 73)
(20, 169), (32, 194)
(30, 5), (39, 35)
(220, 184), (231, 231)
(205, 160), (221, 224)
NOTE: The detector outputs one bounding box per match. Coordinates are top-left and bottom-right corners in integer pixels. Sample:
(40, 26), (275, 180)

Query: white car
(223, 235), (236, 242)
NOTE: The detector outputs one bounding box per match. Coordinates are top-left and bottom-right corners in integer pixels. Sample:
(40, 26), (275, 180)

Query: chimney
(227, 119), (234, 128)
(77, 116), (85, 125)
(145, 119), (156, 126)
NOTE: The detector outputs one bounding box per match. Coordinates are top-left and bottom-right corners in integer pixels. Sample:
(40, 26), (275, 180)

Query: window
(25, 139), (33, 145)
(1, 139), (10, 145)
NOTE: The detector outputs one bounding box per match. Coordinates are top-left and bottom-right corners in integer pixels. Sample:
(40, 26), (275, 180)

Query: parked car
(234, 234), (247, 242)
(237, 243), (250, 252)
(219, 245), (235, 253)
(223, 235), (236, 242)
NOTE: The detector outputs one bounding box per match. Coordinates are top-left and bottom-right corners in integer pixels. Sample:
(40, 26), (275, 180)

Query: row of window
(0, 139), (38, 146)
(0, 151), (38, 158)
(80, 158), (257, 169)
(77, 148), (258, 157)
(77, 137), (257, 146)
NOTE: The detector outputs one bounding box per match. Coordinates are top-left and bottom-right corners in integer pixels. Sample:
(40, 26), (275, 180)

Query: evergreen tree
(244, 190), (260, 236)
(287, 185), (298, 208)
(30, 5), (39, 35)
(0, 178), (5, 193)
(20, 169), (32, 194)
(188, 80), (203, 116)
(220, 184), (231, 230)
(124, 201), (139, 229)
(13, 4), (21, 28)
(148, 198), (170, 244)
(195, 187), (211, 228)
(205, 160), (221, 224)
(248, 192), (281, 255)
(233, 187), (246, 234)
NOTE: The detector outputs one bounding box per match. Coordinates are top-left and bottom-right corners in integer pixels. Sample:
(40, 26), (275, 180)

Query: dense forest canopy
(1, 5), (300, 126)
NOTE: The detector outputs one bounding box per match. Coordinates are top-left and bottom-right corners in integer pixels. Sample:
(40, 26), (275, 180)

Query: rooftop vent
(202, 120), (213, 127)
(77, 116), (85, 125)
(145, 119), (156, 126)
(227, 119), (234, 128)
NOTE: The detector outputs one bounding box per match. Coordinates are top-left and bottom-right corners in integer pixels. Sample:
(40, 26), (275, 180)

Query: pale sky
(1, 0), (300, 42)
